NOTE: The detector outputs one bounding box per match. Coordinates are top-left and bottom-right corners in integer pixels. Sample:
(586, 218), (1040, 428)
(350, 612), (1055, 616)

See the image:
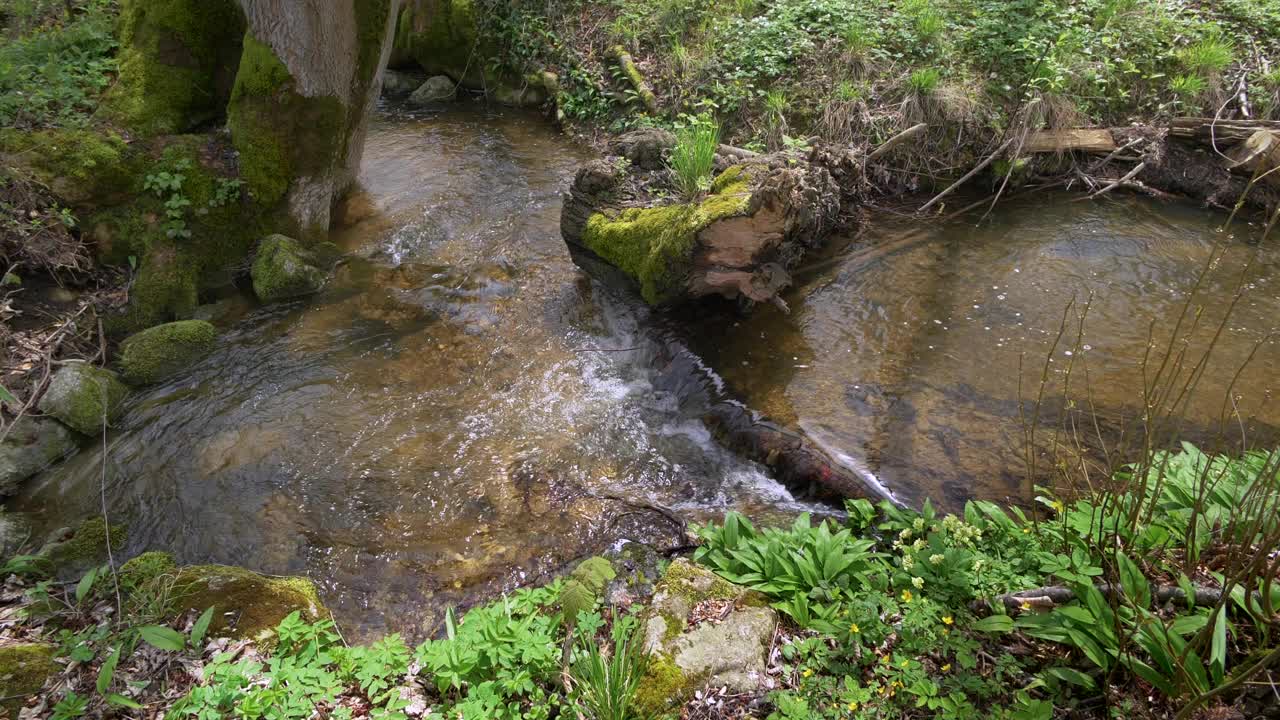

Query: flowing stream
(14, 105), (1280, 638)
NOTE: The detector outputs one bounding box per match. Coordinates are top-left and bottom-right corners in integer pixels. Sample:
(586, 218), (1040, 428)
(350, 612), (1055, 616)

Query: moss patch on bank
(0, 644), (58, 716)
(108, 0), (247, 136)
(172, 564), (325, 642)
(581, 165), (752, 305)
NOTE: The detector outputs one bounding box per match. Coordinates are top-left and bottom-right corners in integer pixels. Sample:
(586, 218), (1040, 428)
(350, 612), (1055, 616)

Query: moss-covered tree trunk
(229, 0), (399, 237)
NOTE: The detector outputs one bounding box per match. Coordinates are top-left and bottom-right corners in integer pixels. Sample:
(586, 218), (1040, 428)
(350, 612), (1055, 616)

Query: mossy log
(561, 143), (843, 308)
(608, 45), (659, 114)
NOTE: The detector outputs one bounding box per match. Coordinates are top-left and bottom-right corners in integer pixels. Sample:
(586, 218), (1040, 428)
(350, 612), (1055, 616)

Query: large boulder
(382, 69), (424, 97)
(0, 511), (34, 557)
(561, 150), (843, 308)
(251, 234), (337, 303)
(0, 417), (77, 495)
(408, 75), (457, 105)
(120, 552), (326, 644)
(36, 362), (129, 436)
(634, 559), (776, 717)
(119, 320), (217, 385)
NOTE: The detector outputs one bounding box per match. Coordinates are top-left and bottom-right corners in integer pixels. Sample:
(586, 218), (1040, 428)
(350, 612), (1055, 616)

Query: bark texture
(230, 0), (400, 237)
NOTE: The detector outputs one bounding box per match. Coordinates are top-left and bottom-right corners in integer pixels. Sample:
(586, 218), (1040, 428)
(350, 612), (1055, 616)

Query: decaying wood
(1167, 118), (1280, 146)
(1228, 130), (1280, 188)
(608, 45), (658, 114)
(1024, 128), (1117, 154)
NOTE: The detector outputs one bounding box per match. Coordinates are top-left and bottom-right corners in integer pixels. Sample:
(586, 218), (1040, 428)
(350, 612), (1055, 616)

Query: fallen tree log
(608, 45), (658, 114)
(972, 583), (1267, 614)
(1228, 129), (1280, 188)
(1024, 128), (1117, 154)
(561, 137), (844, 308)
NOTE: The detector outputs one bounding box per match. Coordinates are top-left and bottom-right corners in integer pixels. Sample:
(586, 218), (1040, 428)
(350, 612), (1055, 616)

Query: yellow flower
(1022, 527), (1031, 534)
(802, 668), (814, 678)
(1050, 499), (1065, 513)
(878, 686), (887, 695)
(901, 589), (913, 603)
(1020, 601), (1033, 611)
(899, 660), (909, 670)
(880, 654), (890, 665)
(942, 615), (954, 625)
(847, 701), (859, 712)
(941, 663), (952, 672)
(849, 623), (860, 634)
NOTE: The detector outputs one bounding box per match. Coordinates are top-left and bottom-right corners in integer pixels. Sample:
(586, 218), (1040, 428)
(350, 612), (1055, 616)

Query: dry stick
(1222, 164), (1280, 233)
(980, 122), (1033, 223)
(1082, 162), (1147, 200)
(866, 122), (928, 162)
(100, 382), (122, 619)
(917, 136), (1016, 214)
(1088, 136), (1146, 173)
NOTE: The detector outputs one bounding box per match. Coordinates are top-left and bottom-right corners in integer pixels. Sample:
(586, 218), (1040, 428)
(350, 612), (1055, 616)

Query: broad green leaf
(1209, 605), (1228, 685)
(191, 606), (215, 648)
(1116, 552), (1151, 608)
(97, 647), (120, 694)
(972, 615), (1014, 633)
(76, 566), (99, 604)
(106, 694), (143, 709)
(1045, 666), (1095, 689)
(0, 384), (17, 405)
(139, 625), (185, 652)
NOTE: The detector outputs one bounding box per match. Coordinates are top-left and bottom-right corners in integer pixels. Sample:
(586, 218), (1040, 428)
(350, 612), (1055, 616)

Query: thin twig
(918, 137), (1016, 213)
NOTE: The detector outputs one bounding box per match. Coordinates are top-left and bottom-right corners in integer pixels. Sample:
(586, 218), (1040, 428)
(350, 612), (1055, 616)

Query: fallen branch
(918, 136), (1016, 213)
(608, 45), (658, 114)
(1084, 162), (1146, 199)
(867, 123), (928, 162)
(973, 583), (1237, 614)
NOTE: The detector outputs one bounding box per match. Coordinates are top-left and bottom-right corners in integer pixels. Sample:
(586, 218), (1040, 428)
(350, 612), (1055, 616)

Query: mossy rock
(119, 550), (178, 590)
(0, 643), (57, 716)
(36, 362), (130, 436)
(635, 559), (776, 715)
(251, 235), (336, 302)
(170, 564), (325, 643)
(0, 417), (78, 495)
(579, 166), (753, 305)
(119, 320), (217, 385)
(392, 0), (485, 87)
(107, 0), (247, 136)
(38, 517), (127, 580)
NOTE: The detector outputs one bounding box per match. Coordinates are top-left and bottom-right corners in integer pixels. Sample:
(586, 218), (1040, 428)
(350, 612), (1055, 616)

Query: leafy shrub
(0, 0), (118, 128)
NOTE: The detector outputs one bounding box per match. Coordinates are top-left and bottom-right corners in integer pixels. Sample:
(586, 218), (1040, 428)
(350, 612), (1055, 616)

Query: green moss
(119, 320), (217, 385)
(119, 550), (177, 589)
(108, 0), (247, 135)
(355, 0), (394, 90)
(36, 363), (130, 436)
(227, 33), (346, 227)
(0, 643), (57, 715)
(41, 517), (127, 578)
(394, 0), (497, 88)
(172, 564), (325, 642)
(581, 165), (752, 305)
(633, 653), (688, 720)
(109, 243), (199, 334)
(251, 234), (331, 302)
(0, 128), (140, 206)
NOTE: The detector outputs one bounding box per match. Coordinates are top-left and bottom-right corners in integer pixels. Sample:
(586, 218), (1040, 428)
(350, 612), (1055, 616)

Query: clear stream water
(14, 105), (1280, 639)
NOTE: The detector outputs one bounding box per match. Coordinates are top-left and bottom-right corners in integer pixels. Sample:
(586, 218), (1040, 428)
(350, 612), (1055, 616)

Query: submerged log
(561, 140), (844, 308)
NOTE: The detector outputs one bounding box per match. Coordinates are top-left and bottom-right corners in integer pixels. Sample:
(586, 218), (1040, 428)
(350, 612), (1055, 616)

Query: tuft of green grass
(669, 121), (720, 199)
(570, 617), (649, 720)
(908, 67), (941, 94)
(764, 89), (789, 115)
(1170, 74), (1206, 101)
(835, 80), (863, 102)
(1176, 33), (1235, 75)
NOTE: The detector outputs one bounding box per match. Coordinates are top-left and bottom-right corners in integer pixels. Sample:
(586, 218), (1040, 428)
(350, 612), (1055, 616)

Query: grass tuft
(669, 121), (719, 199)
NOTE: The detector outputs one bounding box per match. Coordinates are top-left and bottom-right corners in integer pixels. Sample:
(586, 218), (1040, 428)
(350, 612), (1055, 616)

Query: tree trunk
(230, 0), (400, 238)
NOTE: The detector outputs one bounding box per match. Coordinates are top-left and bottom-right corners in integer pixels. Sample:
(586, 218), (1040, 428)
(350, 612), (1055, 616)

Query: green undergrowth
(2, 443), (1275, 719)
(463, 0), (1280, 170)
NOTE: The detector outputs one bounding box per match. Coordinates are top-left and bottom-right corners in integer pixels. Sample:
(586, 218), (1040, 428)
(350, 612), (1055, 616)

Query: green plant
(1177, 32), (1235, 76)
(1170, 74), (1207, 102)
(50, 691), (89, 720)
(907, 67), (941, 94)
(668, 120), (720, 199)
(570, 613), (649, 720)
(143, 159), (193, 240)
